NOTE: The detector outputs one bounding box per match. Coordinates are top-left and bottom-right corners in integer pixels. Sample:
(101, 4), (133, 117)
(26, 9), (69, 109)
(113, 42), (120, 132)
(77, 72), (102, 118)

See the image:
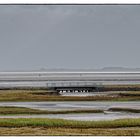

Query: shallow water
(0, 72), (140, 88)
(37, 112), (140, 121)
(0, 101), (139, 111)
(0, 81), (140, 88)
(0, 112), (139, 121)
(0, 101), (139, 121)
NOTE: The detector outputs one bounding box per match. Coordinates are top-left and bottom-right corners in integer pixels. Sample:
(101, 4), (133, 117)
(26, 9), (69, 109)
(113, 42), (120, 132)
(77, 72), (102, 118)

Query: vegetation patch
(0, 106), (103, 115)
(0, 89), (139, 101)
(118, 91), (140, 97)
(108, 107), (140, 113)
(102, 84), (140, 91)
(0, 118), (139, 128)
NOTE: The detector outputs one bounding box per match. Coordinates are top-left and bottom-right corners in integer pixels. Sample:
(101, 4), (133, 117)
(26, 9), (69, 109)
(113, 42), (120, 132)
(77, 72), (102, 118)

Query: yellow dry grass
(0, 127), (139, 136)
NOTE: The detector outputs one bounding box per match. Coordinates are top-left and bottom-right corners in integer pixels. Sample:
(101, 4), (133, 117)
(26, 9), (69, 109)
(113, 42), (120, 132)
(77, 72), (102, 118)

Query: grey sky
(0, 5), (140, 70)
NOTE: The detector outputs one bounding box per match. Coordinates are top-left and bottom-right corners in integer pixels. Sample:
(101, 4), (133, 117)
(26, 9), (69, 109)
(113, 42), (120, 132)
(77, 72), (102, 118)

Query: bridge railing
(46, 82), (103, 88)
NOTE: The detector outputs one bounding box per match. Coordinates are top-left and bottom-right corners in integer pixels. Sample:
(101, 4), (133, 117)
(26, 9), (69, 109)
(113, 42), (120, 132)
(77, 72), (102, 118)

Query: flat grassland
(0, 118), (139, 136)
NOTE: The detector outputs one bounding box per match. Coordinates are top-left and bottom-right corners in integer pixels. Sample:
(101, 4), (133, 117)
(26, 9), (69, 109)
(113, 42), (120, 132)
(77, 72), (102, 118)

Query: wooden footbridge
(46, 82), (103, 93)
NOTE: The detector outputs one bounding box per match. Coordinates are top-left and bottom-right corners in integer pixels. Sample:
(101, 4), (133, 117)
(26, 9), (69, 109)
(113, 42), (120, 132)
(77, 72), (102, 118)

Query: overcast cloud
(0, 5), (140, 70)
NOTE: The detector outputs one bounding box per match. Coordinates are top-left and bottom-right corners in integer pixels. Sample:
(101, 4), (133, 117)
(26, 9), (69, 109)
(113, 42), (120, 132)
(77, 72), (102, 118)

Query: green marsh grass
(0, 118), (139, 128)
